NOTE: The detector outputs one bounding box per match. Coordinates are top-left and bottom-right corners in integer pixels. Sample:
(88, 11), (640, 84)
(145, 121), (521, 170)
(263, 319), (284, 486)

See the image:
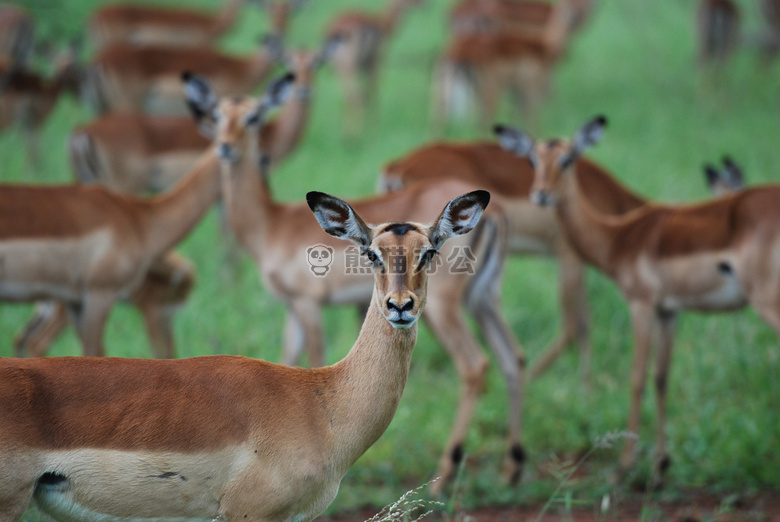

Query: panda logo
(307, 244), (334, 276)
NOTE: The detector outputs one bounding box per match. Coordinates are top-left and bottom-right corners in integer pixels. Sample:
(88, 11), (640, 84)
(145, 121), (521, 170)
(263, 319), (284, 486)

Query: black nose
(387, 299), (414, 313)
(218, 144), (233, 159)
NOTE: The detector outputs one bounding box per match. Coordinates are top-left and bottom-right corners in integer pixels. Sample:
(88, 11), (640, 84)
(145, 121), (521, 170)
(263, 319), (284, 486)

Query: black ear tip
(594, 115), (608, 126)
(722, 155), (734, 165)
(492, 123), (506, 135)
(306, 191), (326, 211)
(473, 189), (490, 208)
(181, 71), (193, 82)
(283, 72), (296, 83)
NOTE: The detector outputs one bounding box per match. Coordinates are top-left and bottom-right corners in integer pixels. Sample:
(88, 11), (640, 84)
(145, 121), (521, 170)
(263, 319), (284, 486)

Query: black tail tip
(594, 114), (608, 126)
(492, 123), (506, 135)
(181, 71), (194, 82)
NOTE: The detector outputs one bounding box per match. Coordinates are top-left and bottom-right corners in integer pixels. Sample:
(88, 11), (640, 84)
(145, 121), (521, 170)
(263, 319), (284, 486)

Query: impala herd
(0, 0), (775, 520)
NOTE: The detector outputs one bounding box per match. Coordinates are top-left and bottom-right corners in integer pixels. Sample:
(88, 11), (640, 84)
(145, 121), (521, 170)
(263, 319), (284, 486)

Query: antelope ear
(182, 71), (218, 129)
(493, 124), (535, 157)
(703, 163), (720, 190)
(306, 191), (372, 248)
(315, 33), (344, 68)
(722, 156), (745, 190)
(262, 33), (287, 65)
(244, 72), (296, 127)
(429, 190), (490, 249)
(561, 115), (607, 169)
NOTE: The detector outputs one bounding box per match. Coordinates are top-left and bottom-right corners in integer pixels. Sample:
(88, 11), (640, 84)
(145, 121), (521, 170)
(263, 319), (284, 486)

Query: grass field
(3, 0), (780, 519)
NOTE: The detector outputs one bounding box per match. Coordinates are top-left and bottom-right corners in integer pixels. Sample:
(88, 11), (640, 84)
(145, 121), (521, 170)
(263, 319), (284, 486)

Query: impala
(0, 73), (291, 357)
(760, 0), (780, 62)
(86, 36), (278, 114)
(696, 0), (740, 67)
(0, 4), (33, 64)
(432, 0), (574, 132)
(379, 139), (645, 380)
(496, 116), (780, 482)
(450, 0), (594, 38)
(325, 0), (423, 136)
(186, 74), (526, 494)
(704, 156), (745, 196)
(0, 188), (488, 522)
(72, 36), (338, 194)
(14, 250), (195, 359)
(0, 47), (81, 164)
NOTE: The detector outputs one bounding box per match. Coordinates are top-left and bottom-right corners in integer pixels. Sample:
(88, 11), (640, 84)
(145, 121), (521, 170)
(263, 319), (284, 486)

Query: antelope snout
(383, 293), (419, 329)
(530, 189), (556, 207)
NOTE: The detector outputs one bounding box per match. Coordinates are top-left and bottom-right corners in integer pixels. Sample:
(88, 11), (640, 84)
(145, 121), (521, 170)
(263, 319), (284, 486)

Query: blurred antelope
(73, 36), (339, 194)
(433, 0), (573, 132)
(696, 0), (740, 67)
(14, 251), (195, 359)
(186, 72), (527, 494)
(86, 36), (278, 114)
(325, 0), (424, 136)
(0, 188), (488, 521)
(89, 0), (307, 49)
(760, 0), (780, 62)
(0, 45), (81, 165)
(450, 0), (594, 37)
(0, 3), (33, 65)
(0, 72), (300, 358)
(496, 116), (780, 484)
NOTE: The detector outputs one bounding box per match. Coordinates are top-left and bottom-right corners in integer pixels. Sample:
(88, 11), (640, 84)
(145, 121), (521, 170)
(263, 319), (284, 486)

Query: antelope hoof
(501, 444), (525, 484)
(429, 444), (464, 497)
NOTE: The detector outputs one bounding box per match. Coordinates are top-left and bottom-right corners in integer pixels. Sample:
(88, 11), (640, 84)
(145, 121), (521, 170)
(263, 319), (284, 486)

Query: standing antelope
(496, 116), (780, 482)
(450, 0), (594, 38)
(696, 0), (740, 67)
(760, 0), (780, 62)
(14, 250), (195, 359)
(379, 140), (645, 380)
(87, 36), (278, 114)
(0, 72), (293, 358)
(0, 3), (33, 65)
(71, 36), (338, 195)
(89, 0), (307, 49)
(186, 73), (526, 494)
(325, 0), (424, 136)
(433, 0), (573, 132)
(0, 188), (489, 522)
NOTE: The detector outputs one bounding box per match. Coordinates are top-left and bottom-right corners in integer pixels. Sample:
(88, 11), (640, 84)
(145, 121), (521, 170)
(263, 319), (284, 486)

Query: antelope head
(494, 115), (607, 207)
(307, 190), (490, 329)
(183, 70), (296, 161)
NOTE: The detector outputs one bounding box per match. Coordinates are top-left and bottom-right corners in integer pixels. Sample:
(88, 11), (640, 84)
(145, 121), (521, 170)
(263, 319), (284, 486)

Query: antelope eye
(417, 249), (438, 270)
(365, 250), (379, 264)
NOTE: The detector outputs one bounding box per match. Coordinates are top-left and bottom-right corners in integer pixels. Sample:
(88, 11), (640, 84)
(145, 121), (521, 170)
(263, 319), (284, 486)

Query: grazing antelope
(0, 72), (293, 358)
(72, 37), (338, 195)
(186, 73), (526, 494)
(433, 0), (573, 132)
(0, 189), (489, 522)
(89, 0), (307, 50)
(379, 140), (645, 380)
(14, 250), (195, 359)
(704, 156), (745, 196)
(495, 116), (780, 482)
(86, 36), (278, 114)
(0, 3), (33, 65)
(696, 0), (740, 67)
(325, 0), (424, 136)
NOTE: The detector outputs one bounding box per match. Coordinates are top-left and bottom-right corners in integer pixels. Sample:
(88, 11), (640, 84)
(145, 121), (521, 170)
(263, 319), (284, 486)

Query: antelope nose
(218, 143), (233, 160)
(530, 189), (552, 206)
(386, 297), (414, 314)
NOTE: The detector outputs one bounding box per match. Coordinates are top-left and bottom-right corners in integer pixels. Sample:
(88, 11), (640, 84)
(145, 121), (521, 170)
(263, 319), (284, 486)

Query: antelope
(379, 140), (645, 380)
(0, 72), (293, 358)
(432, 0), (574, 132)
(14, 250), (195, 359)
(89, 0), (307, 50)
(760, 0), (780, 62)
(0, 4), (33, 65)
(0, 189), (489, 522)
(450, 0), (594, 38)
(495, 116), (780, 483)
(86, 36), (278, 114)
(0, 46), (81, 166)
(72, 36), (338, 195)
(704, 156), (745, 196)
(696, 0), (740, 67)
(325, 0), (424, 136)
(186, 73), (527, 494)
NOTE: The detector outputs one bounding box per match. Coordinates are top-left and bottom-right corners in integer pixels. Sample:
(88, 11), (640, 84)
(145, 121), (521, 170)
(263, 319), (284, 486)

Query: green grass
(4, 0), (780, 519)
